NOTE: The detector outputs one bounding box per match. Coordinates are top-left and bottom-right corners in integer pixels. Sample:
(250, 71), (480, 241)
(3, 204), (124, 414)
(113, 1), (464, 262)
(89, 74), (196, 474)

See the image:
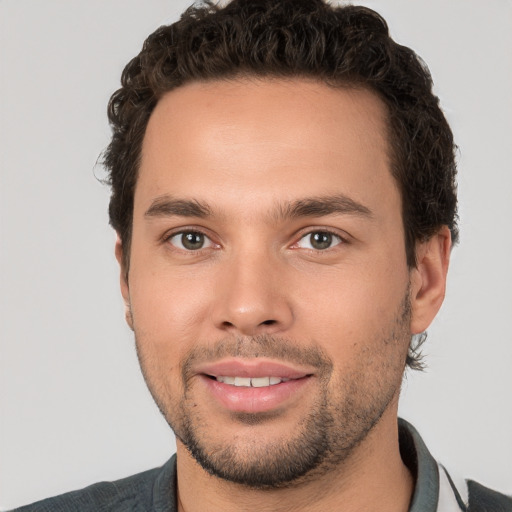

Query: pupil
(311, 232), (332, 250)
(182, 232), (204, 250)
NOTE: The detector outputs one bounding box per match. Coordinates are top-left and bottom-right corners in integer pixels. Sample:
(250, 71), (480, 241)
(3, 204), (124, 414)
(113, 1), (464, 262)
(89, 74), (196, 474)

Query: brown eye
(169, 231), (212, 251)
(297, 231), (342, 250)
(310, 232), (332, 250)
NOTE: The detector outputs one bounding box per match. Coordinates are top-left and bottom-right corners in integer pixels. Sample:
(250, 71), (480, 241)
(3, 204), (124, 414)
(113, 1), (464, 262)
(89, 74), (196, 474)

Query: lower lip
(200, 375), (312, 414)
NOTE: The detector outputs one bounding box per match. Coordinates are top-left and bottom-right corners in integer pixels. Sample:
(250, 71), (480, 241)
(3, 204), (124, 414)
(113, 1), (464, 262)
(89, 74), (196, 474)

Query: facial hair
(134, 290), (411, 489)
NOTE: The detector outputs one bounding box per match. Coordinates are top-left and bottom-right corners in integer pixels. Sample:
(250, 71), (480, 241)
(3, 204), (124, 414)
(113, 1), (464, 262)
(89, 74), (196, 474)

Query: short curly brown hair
(104, 0), (458, 317)
(104, 0), (458, 273)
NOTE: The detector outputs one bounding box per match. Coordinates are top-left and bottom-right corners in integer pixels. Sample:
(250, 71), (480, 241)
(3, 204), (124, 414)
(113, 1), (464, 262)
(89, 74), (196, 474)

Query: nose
(212, 249), (294, 336)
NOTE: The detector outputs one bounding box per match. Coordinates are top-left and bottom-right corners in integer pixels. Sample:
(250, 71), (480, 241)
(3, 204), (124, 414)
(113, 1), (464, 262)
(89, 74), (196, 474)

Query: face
(119, 79), (429, 488)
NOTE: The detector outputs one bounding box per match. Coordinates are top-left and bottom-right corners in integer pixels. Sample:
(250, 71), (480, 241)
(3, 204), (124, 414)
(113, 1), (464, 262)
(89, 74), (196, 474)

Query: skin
(116, 78), (451, 512)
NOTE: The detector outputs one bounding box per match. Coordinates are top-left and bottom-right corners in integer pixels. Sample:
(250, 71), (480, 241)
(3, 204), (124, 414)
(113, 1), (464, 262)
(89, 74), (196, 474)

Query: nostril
(218, 318), (280, 334)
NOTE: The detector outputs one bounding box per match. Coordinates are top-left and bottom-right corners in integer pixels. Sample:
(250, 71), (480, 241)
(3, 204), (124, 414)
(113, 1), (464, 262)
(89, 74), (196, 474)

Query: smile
(193, 358), (316, 413)
(214, 376), (291, 387)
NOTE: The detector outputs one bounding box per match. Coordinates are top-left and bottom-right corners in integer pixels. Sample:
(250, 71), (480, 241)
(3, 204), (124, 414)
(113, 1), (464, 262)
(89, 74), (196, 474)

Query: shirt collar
(152, 419), (447, 512)
(399, 418), (440, 512)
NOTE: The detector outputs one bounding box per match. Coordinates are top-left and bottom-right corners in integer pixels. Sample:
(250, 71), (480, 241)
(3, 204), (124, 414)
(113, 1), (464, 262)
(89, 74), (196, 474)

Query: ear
(409, 226), (452, 334)
(115, 235), (134, 331)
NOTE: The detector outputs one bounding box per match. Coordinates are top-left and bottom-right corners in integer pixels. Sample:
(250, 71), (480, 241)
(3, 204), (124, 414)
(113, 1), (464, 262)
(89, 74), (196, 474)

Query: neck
(175, 408), (414, 512)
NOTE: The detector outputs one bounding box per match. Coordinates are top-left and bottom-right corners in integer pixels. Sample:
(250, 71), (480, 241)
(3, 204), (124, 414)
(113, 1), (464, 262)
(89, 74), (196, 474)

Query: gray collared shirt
(10, 419), (512, 511)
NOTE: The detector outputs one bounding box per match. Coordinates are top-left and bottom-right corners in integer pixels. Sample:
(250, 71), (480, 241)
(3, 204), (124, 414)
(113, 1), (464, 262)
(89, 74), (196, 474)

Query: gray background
(1, 0), (511, 509)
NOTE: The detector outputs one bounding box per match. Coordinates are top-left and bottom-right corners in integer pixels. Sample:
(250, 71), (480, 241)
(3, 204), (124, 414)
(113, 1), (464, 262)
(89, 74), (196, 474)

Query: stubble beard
(135, 292), (411, 489)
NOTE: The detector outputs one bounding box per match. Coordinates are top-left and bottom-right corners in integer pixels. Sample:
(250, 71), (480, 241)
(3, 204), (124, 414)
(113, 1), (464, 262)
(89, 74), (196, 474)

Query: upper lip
(194, 359), (313, 379)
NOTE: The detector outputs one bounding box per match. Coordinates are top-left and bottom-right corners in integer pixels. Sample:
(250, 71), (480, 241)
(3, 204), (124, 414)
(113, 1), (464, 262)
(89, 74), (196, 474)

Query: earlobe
(115, 235), (134, 331)
(410, 226), (452, 334)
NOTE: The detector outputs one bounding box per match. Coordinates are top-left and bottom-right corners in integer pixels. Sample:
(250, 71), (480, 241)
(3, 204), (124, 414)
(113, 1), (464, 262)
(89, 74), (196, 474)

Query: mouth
(210, 375), (292, 387)
(195, 359), (314, 414)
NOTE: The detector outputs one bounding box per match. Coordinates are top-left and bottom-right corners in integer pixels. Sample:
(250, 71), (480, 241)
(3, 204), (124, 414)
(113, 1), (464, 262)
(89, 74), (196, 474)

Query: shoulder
(466, 479), (512, 512)
(440, 460), (512, 511)
(398, 419), (511, 512)
(10, 468), (159, 512)
(10, 456), (177, 512)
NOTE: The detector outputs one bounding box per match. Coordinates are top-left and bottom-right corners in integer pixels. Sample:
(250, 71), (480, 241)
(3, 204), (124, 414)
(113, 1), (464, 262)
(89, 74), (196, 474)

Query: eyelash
(162, 228), (348, 254)
(293, 229), (347, 252)
(163, 229), (217, 253)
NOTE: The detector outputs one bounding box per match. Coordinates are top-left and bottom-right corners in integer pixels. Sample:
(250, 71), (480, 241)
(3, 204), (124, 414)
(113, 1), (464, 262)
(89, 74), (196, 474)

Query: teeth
(234, 377), (251, 387)
(216, 376), (290, 387)
(251, 377), (270, 388)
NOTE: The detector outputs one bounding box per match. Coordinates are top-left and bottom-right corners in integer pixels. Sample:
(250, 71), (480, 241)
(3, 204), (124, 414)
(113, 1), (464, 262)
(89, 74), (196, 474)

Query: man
(11, 0), (511, 511)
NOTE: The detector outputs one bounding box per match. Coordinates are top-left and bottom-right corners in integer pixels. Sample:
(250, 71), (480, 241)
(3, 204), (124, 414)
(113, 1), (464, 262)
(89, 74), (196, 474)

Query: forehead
(137, 78), (397, 219)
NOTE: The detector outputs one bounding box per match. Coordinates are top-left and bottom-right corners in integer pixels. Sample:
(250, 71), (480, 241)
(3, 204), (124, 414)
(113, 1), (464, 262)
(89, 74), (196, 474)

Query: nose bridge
(213, 243), (293, 335)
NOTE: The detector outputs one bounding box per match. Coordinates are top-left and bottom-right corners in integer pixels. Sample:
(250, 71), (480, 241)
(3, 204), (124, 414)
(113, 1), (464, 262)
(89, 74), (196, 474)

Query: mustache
(182, 334), (333, 381)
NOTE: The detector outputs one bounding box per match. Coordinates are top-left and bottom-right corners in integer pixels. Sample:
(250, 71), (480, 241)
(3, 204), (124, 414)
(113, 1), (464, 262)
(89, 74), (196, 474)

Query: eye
(168, 231), (214, 251)
(296, 231), (343, 251)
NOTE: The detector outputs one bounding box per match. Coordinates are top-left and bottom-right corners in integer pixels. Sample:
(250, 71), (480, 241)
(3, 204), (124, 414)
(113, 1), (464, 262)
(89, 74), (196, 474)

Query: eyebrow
(275, 194), (373, 221)
(144, 194), (373, 221)
(145, 196), (213, 218)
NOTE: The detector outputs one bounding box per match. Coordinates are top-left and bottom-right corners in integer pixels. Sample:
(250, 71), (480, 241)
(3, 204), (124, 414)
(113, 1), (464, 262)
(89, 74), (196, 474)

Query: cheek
(291, 260), (410, 352)
(128, 270), (194, 403)
(128, 262), (215, 355)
